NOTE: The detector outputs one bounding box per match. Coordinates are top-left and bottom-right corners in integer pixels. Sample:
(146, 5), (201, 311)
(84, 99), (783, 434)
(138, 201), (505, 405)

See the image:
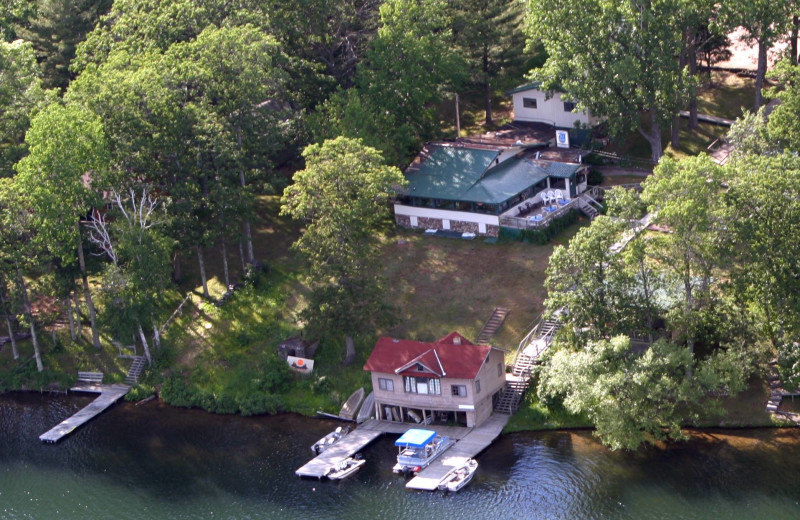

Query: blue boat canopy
(395, 429), (437, 448)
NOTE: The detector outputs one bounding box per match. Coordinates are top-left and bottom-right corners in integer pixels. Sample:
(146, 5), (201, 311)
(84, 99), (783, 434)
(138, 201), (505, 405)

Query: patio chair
(541, 192), (550, 206)
(546, 190), (556, 207)
(555, 189), (568, 205)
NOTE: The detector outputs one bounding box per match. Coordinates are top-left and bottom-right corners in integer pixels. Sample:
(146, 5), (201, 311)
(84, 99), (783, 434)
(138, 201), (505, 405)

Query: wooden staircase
(476, 307), (511, 345)
(495, 315), (563, 415)
(124, 356), (147, 386)
(577, 193), (603, 219)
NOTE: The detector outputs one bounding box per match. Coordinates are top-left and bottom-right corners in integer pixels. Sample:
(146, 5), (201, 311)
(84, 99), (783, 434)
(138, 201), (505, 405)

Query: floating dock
(39, 384), (130, 443)
(295, 429), (383, 478)
(406, 414), (508, 491)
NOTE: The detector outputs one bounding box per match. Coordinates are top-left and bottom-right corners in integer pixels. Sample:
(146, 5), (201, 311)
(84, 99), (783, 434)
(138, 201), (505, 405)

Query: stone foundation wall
(449, 221), (479, 234)
(417, 217), (442, 230)
(395, 213), (499, 237)
(395, 215), (411, 228)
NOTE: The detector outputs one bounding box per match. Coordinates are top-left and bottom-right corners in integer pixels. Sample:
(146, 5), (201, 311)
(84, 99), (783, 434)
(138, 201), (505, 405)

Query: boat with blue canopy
(392, 428), (454, 474)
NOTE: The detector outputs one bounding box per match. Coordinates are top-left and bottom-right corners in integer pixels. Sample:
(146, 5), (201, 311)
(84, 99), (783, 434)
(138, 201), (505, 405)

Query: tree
(14, 0), (112, 90)
(14, 102), (109, 349)
(0, 0), (35, 41)
(526, 0), (692, 162)
(340, 0), (467, 164)
(765, 59), (800, 153)
(720, 0), (793, 109)
(724, 154), (800, 388)
(539, 335), (751, 450)
(86, 187), (173, 364)
(544, 215), (635, 343)
(0, 177), (46, 370)
(280, 137), (406, 360)
(0, 39), (52, 177)
(451, 0), (526, 126)
(641, 155), (724, 360)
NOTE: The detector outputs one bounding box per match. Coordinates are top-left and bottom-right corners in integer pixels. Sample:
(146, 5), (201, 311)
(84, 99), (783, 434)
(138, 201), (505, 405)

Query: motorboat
(392, 428), (454, 474)
(326, 455), (366, 480)
(311, 426), (351, 455)
(437, 458), (478, 492)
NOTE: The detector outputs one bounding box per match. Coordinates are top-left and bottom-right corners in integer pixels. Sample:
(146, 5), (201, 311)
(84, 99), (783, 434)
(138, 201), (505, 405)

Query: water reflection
(1, 392), (800, 520)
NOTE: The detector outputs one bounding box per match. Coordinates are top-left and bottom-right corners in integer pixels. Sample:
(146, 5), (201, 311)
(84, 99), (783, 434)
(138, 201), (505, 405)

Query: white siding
(394, 204), (500, 227)
(512, 89), (595, 128)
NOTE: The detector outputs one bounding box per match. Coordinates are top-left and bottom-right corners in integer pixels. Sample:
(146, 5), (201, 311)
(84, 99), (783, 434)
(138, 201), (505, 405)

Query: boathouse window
(451, 385), (467, 397)
(497, 363), (503, 378)
(563, 101), (577, 112)
(379, 378), (394, 392)
(475, 379), (481, 394)
(523, 97), (537, 109)
(416, 364), (424, 372)
(404, 376), (441, 395)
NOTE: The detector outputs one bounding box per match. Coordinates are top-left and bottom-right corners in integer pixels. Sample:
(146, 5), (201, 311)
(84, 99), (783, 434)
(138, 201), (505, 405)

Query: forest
(2, 0), (800, 450)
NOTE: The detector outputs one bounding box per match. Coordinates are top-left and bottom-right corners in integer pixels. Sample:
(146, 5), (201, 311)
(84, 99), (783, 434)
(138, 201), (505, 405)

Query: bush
(587, 168), (603, 185)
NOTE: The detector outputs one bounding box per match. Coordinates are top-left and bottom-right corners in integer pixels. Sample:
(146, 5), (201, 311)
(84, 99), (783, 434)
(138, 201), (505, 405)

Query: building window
(416, 364), (424, 371)
(378, 378), (394, 392)
(404, 376), (441, 395)
(523, 97), (537, 109)
(563, 101), (576, 112)
(452, 385), (467, 397)
(497, 363), (503, 378)
(476, 379), (481, 394)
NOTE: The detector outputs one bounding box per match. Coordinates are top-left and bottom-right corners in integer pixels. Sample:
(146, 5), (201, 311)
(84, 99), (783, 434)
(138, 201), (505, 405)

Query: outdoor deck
(39, 383), (130, 443)
(406, 413), (509, 491)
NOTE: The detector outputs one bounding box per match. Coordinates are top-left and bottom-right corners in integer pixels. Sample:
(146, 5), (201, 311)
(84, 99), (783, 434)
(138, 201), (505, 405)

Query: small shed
(277, 336), (319, 360)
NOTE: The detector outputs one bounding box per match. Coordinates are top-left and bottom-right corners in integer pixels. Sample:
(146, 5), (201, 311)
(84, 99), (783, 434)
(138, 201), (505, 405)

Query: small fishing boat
(311, 426), (351, 455)
(326, 455), (366, 480)
(437, 459), (478, 492)
(392, 428), (454, 474)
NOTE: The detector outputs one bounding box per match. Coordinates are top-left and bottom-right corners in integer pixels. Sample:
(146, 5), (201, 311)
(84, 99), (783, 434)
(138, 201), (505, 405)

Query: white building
(508, 83), (597, 129)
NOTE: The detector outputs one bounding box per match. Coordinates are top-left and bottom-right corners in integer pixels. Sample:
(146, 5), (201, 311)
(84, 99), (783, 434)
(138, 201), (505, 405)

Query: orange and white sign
(287, 356), (314, 373)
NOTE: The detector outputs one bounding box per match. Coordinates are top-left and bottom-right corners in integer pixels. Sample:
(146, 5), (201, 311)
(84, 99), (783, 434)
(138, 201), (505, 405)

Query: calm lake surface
(1, 392), (799, 520)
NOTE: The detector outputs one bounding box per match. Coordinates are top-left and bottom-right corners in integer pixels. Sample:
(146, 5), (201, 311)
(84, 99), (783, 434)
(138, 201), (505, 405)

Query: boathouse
(363, 332), (506, 428)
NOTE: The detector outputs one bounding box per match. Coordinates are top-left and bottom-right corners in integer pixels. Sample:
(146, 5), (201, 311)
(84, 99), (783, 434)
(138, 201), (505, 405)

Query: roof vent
(393, 338), (399, 343)
(453, 336), (461, 345)
(535, 151), (540, 159)
(515, 140), (523, 145)
(578, 154), (582, 163)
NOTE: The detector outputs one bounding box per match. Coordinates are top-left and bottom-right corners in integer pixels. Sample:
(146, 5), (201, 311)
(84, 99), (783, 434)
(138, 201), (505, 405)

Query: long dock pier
(39, 384), (130, 443)
(406, 414), (509, 491)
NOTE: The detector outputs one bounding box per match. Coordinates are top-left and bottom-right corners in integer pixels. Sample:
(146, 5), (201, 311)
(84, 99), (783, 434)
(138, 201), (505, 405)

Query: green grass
(504, 385), (591, 433)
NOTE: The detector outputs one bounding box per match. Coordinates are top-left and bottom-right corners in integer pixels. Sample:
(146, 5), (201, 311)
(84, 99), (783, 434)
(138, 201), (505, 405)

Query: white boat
(392, 428), (454, 474)
(437, 459), (478, 492)
(326, 456), (366, 480)
(311, 426), (351, 455)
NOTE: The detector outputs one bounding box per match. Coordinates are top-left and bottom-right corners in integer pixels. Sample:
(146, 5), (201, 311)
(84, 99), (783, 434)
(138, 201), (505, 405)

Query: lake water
(1, 392), (799, 520)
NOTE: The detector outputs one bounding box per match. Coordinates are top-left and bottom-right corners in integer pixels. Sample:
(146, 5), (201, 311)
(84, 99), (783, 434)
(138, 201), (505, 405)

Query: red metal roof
(363, 332), (493, 380)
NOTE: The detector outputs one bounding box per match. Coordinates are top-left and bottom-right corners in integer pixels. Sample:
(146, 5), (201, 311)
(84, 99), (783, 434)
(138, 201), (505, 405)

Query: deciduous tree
(280, 137), (405, 360)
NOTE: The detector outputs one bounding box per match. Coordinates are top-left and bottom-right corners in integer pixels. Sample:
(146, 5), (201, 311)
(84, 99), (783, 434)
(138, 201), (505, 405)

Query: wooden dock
(406, 413), (508, 491)
(39, 384), (130, 443)
(295, 429), (383, 478)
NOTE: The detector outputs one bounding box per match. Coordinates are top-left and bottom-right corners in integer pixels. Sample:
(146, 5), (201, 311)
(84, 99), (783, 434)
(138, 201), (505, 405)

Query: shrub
(587, 168), (603, 185)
